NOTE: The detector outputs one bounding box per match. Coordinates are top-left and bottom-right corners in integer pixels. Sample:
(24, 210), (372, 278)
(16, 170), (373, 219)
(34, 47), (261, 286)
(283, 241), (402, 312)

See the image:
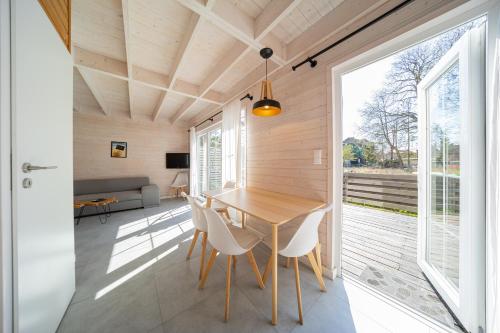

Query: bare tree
(359, 90), (405, 167)
(357, 21), (477, 169)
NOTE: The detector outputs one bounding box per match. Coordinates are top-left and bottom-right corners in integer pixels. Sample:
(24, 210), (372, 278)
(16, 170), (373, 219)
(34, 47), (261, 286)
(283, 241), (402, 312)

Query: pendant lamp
(252, 48), (281, 117)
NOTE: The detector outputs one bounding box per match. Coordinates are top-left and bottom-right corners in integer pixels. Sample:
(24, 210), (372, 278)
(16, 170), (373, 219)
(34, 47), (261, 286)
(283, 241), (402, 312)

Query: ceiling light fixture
(252, 48), (281, 117)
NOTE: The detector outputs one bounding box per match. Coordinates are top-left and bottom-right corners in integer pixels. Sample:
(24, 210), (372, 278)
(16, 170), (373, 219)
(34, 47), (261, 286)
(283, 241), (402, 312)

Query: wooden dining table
(204, 187), (325, 325)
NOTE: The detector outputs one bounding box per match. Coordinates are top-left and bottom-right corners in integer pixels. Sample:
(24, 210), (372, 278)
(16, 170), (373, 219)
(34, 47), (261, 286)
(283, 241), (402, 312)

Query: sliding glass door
(197, 126), (222, 193)
(417, 26), (485, 332)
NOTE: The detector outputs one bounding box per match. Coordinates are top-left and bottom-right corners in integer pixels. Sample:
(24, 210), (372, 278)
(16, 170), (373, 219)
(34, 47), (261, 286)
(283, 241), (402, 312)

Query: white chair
(170, 172), (188, 198)
(262, 203), (333, 324)
(211, 181), (237, 219)
(199, 207), (264, 322)
(183, 192), (209, 280)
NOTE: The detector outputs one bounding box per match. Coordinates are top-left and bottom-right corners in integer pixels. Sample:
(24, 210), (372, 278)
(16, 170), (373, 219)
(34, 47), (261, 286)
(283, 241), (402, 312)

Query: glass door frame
(417, 26), (485, 331)
(329, 5), (493, 331)
(196, 122), (223, 195)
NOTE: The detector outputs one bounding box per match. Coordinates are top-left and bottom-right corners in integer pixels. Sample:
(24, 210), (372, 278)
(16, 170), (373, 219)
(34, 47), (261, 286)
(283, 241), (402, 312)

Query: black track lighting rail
(291, 0), (414, 71)
(187, 110), (223, 132)
(240, 93), (253, 101)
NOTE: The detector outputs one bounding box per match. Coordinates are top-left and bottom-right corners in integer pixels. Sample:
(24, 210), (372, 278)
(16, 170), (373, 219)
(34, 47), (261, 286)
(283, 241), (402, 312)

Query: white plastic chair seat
(260, 213), (305, 251)
(227, 224), (261, 251)
(245, 216), (270, 238)
(203, 208), (262, 256)
(262, 225), (299, 254)
(263, 204), (333, 258)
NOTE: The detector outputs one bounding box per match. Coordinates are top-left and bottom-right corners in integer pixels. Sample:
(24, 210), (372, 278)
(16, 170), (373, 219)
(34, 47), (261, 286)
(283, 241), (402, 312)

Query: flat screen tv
(166, 153), (190, 169)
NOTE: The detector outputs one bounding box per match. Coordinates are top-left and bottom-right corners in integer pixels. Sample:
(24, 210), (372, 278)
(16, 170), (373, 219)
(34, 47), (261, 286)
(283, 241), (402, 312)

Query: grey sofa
(74, 177), (160, 217)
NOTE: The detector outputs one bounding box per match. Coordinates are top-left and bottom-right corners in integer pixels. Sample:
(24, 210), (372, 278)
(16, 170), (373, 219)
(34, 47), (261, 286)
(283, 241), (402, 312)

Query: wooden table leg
(241, 211), (246, 228)
(206, 197), (212, 208)
(271, 224), (278, 325)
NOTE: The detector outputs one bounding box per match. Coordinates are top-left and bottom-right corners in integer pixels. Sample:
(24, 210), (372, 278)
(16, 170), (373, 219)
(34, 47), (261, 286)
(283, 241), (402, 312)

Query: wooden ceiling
(72, 0), (395, 125)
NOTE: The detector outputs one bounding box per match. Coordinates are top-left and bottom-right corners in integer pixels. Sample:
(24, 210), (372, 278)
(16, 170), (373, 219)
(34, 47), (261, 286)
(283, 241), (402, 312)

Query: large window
(197, 126), (222, 192)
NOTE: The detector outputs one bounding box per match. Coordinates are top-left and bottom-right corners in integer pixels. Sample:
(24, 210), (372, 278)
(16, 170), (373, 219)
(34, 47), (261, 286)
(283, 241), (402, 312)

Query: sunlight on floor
(104, 204), (194, 277)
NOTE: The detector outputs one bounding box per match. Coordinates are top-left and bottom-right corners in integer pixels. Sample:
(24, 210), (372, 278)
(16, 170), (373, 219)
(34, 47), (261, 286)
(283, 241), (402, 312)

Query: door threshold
(341, 275), (461, 333)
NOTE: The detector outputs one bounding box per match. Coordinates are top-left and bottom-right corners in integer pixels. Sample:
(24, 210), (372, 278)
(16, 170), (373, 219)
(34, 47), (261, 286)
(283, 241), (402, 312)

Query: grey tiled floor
(58, 199), (454, 333)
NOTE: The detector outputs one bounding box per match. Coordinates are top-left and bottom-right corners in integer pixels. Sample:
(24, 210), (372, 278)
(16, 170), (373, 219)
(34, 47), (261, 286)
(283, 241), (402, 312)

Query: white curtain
(487, 6), (500, 333)
(222, 99), (242, 186)
(189, 126), (198, 196)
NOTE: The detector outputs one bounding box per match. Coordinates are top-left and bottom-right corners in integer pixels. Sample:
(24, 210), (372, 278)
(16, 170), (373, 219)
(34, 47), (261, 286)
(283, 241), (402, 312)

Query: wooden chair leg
(199, 249), (218, 289)
(293, 257), (304, 325)
(246, 250), (264, 289)
(307, 252), (326, 292)
(315, 242), (322, 275)
(186, 229), (200, 260)
(225, 255), (232, 322)
(285, 257), (290, 268)
(224, 208), (231, 221)
(199, 232), (208, 280)
(262, 255), (272, 285)
(232, 255), (237, 271)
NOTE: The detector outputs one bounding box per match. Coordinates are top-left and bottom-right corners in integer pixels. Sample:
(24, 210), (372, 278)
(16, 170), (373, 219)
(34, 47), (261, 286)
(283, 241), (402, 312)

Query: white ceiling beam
(198, 41), (249, 98)
(166, 0), (298, 123)
(171, 99), (197, 124)
(121, 0), (134, 119)
(254, 0), (301, 40)
(151, 91), (167, 121)
(132, 66), (169, 88)
(197, 0), (298, 99)
(167, 0), (227, 124)
(73, 46), (128, 79)
(73, 47), (223, 106)
(154, 13), (203, 121)
(76, 66), (110, 116)
(174, 0), (286, 65)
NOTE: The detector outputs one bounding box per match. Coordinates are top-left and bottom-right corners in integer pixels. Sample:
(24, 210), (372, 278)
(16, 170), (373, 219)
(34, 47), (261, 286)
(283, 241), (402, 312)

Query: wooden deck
(342, 204), (425, 284)
(341, 204), (457, 328)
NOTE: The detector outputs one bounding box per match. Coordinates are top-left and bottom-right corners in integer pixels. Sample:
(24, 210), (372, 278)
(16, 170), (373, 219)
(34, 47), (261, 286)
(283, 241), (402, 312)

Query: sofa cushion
(74, 177), (150, 196)
(114, 190), (143, 201)
(75, 190), (142, 203)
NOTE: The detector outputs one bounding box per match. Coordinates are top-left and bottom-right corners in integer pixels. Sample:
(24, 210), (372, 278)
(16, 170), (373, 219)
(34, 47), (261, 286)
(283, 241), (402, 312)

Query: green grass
(344, 201), (418, 217)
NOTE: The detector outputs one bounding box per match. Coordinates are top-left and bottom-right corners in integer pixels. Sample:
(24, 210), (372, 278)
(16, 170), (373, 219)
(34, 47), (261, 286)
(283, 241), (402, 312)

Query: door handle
(22, 163), (57, 173)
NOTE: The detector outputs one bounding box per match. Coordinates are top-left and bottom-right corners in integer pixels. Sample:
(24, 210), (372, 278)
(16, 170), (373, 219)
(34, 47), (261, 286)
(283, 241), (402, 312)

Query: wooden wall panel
(38, 0), (71, 52)
(74, 113), (189, 198)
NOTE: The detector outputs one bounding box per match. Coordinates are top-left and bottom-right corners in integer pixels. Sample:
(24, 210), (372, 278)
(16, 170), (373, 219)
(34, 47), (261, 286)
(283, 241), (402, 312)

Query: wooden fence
(343, 173), (418, 213)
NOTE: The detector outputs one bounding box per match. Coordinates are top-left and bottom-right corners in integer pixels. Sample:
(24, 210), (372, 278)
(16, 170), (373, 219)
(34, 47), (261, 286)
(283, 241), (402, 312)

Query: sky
(341, 55), (395, 140)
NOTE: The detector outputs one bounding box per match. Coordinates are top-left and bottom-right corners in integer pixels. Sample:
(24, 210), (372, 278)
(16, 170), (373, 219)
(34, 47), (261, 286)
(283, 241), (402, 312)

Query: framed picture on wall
(111, 141), (127, 158)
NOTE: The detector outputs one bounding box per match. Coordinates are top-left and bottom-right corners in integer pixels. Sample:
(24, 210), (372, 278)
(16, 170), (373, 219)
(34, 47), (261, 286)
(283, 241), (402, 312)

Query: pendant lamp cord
(265, 58), (268, 81)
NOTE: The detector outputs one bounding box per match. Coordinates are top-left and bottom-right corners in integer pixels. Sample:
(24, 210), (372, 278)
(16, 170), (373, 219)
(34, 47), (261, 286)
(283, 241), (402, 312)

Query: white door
(11, 1), (75, 332)
(417, 26), (485, 332)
